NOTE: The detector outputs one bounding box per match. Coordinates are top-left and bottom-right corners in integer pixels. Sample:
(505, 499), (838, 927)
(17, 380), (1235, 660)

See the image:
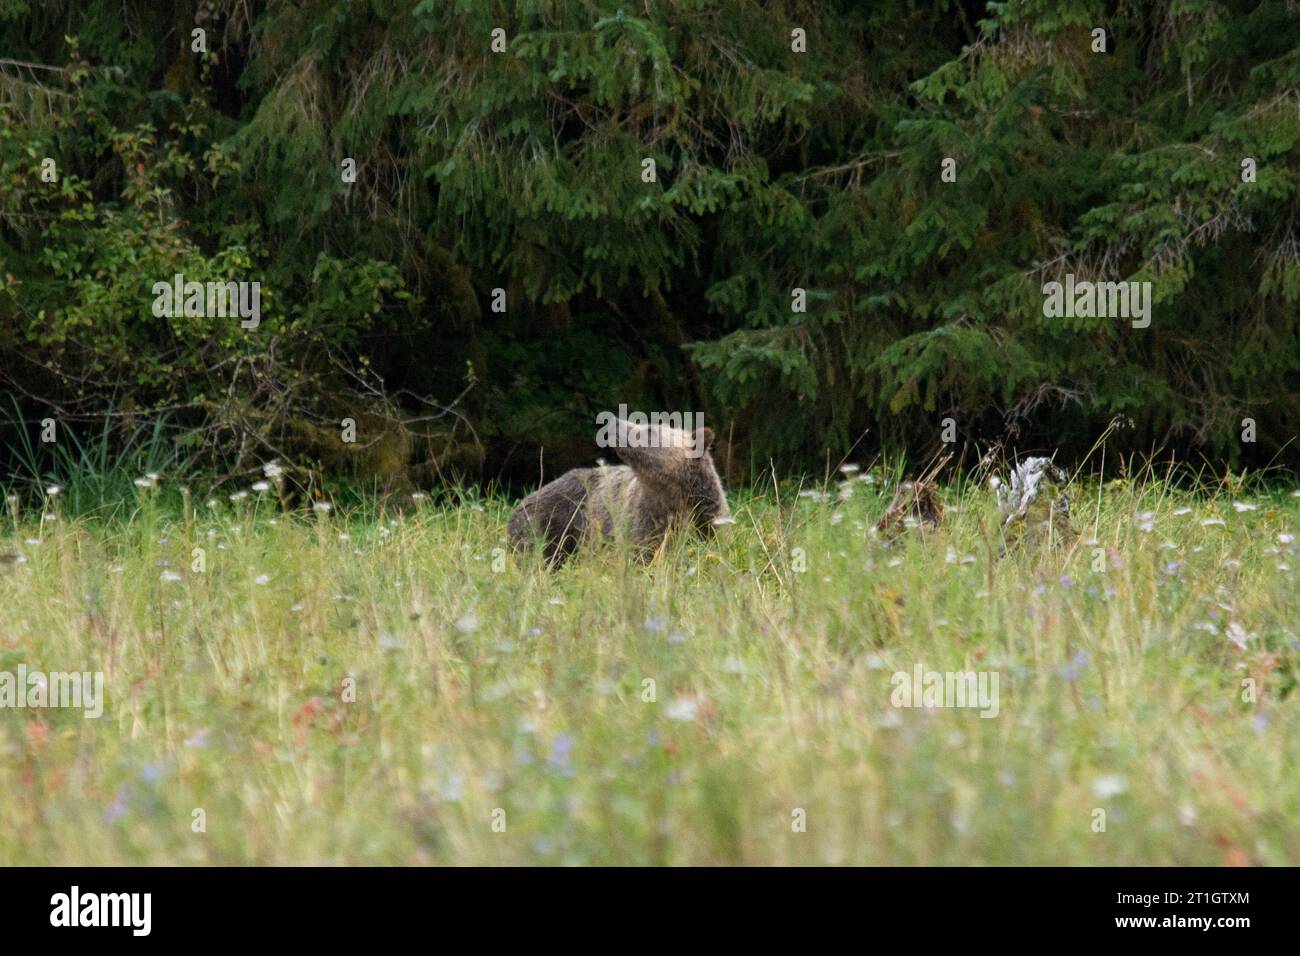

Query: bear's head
(612, 418), (729, 535)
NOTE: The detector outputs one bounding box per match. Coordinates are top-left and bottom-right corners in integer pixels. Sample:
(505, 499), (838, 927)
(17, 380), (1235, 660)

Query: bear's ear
(684, 427), (714, 459)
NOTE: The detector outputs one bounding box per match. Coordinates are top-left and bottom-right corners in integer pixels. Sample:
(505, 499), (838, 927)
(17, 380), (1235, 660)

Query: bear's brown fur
(507, 419), (729, 564)
(875, 479), (944, 540)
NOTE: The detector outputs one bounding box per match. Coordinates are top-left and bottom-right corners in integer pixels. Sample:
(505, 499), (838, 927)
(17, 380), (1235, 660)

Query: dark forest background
(2, 0), (1299, 496)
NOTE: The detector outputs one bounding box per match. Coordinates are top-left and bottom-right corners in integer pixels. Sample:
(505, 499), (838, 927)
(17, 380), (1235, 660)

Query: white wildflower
(665, 696), (700, 722)
(1091, 774), (1128, 798)
(1226, 621), (1254, 650)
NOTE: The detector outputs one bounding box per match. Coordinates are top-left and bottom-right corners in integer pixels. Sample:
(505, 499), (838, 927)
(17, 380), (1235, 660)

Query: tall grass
(0, 468), (1296, 864)
(1, 399), (182, 518)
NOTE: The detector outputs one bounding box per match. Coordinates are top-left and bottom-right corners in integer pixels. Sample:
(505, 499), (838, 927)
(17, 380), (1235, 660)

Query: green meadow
(1, 472), (1297, 865)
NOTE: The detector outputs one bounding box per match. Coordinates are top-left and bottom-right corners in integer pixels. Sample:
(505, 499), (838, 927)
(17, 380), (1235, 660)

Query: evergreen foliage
(1, 1), (1297, 487)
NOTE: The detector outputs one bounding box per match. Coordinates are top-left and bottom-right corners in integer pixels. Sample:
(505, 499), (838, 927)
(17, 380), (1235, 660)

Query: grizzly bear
(507, 419), (729, 564)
